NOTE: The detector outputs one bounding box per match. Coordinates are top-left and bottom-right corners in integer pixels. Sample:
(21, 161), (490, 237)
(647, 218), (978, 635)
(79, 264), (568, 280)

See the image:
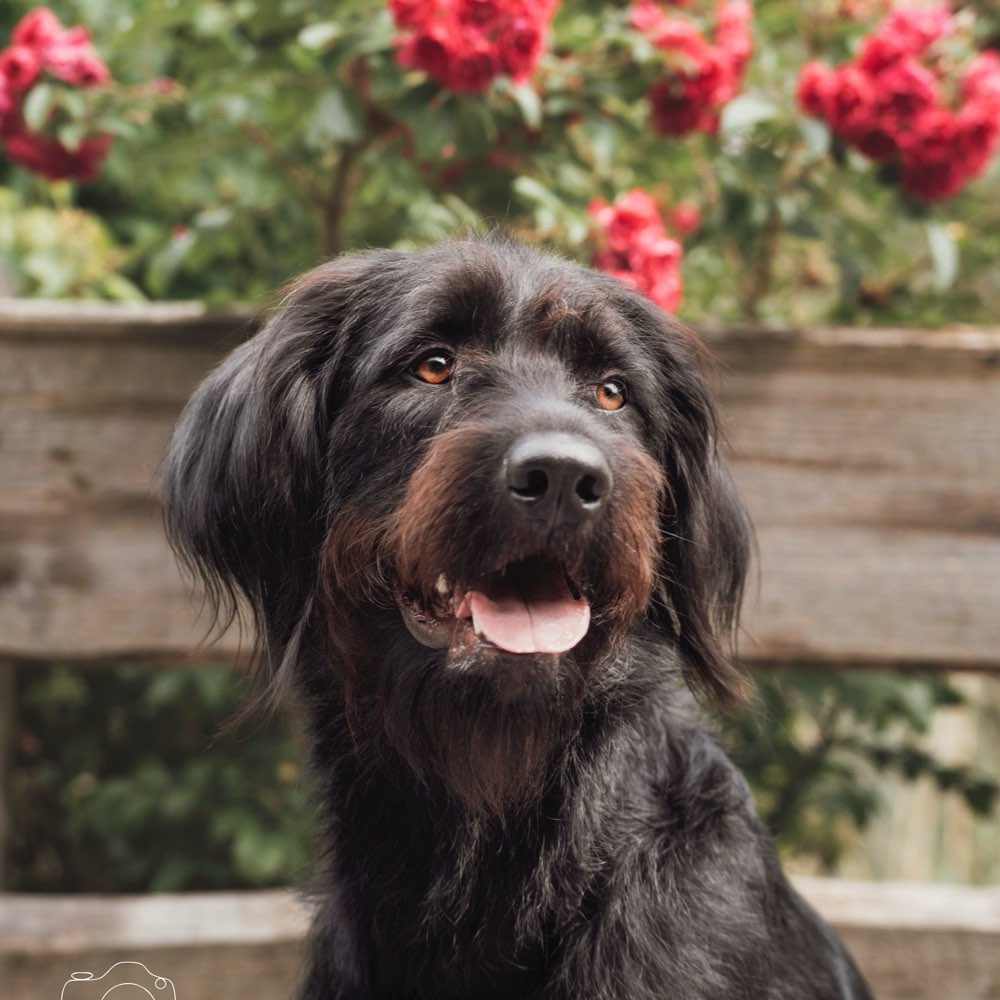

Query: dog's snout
(505, 432), (612, 523)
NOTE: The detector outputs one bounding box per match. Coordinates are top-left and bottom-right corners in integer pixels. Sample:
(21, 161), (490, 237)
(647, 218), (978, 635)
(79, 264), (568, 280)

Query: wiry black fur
(162, 236), (872, 999)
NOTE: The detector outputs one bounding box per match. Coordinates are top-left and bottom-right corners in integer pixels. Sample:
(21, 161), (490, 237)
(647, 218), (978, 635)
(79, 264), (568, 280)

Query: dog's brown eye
(412, 351), (455, 385)
(595, 379), (627, 411)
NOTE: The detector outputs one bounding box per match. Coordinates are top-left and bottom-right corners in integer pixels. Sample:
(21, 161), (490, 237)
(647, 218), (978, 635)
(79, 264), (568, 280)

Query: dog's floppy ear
(658, 444), (752, 706)
(619, 292), (752, 705)
(160, 256), (372, 684)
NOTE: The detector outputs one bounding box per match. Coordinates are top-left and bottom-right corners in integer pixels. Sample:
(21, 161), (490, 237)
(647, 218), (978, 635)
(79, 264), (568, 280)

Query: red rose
(590, 188), (684, 312)
(874, 56), (938, 122)
(690, 45), (737, 105)
(796, 61), (830, 118)
(650, 45), (737, 139)
(856, 32), (909, 76)
(628, 0), (666, 35)
(851, 118), (898, 161)
(591, 189), (663, 252)
(899, 156), (965, 201)
(0, 45), (42, 93)
(881, 5), (953, 56)
(11, 7), (63, 49)
(954, 102), (1000, 177)
(0, 76), (12, 119)
(42, 44), (111, 87)
(669, 201), (701, 235)
(715, 0), (752, 77)
(59, 26), (93, 47)
(4, 119), (110, 181)
(497, 16), (543, 80)
(650, 18), (709, 61)
(407, 27), (453, 81)
(899, 108), (963, 201)
(648, 77), (705, 136)
(450, 45), (499, 93)
(801, 3), (998, 201)
(962, 51), (1000, 109)
(0, 8), (114, 183)
(388, 0), (557, 92)
(634, 3), (751, 138)
(458, 0), (503, 28)
(824, 65), (876, 138)
(629, 231), (683, 313)
(629, 231), (681, 274)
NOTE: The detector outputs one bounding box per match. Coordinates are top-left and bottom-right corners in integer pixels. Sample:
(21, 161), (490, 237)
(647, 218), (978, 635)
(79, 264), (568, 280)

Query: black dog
(162, 235), (872, 999)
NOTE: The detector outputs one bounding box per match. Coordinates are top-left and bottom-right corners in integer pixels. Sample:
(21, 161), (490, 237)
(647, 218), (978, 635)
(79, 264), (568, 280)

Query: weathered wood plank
(5, 943), (305, 1000)
(704, 326), (1000, 669)
(2, 880), (999, 999)
(0, 890), (308, 1000)
(1, 305), (998, 669)
(795, 876), (1000, 1000)
(1, 889), (310, 949)
(0, 298), (254, 342)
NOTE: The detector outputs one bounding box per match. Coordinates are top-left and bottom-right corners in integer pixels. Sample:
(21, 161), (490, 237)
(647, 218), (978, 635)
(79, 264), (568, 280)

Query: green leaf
(926, 221), (958, 293)
(305, 87), (365, 148)
(56, 123), (87, 153)
(61, 88), (86, 120)
(579, 118), (619, 175)
(799, 117), (832, 157)
(145, 228), (197, 297)
(22, 82), (55, 132)
(297, 21), (343, 52)
(719, 94), (778, 138)
(963, 778), (999, 816)
(509, 82), (543, 130)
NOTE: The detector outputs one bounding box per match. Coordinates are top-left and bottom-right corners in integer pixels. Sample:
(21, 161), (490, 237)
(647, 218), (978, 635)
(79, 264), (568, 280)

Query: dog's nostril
(511, 468), (549, 501)
(575, 474), (601, 506)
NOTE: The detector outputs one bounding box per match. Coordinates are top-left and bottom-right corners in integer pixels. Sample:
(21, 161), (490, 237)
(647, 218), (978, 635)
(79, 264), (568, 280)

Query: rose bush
(0, 7), (112, 180)
(589, 187), (684, 312)
(797, 4), (1000, 201)
(630, 0), (753, 137)
(0, 1), (997, 321)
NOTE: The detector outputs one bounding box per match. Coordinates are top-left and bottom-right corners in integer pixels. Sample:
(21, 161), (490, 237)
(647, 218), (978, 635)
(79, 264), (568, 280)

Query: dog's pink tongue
(465, 570), (590, 655)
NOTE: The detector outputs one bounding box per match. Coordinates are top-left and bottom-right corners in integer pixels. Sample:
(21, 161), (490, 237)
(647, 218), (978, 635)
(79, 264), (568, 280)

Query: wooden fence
(1, 302), (998, 999)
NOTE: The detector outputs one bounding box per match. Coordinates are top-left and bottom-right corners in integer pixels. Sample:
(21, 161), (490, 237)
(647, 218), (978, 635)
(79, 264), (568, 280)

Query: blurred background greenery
(1, 0), (998, 318)
(9, 663), (998, 892)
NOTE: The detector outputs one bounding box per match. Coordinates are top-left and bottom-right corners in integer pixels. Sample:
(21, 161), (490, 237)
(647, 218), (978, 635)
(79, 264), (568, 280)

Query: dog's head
(162, 235), (749, 810)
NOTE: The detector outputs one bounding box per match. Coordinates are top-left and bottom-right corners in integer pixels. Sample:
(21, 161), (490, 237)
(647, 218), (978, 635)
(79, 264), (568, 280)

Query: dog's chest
(341, 804), (572, 996)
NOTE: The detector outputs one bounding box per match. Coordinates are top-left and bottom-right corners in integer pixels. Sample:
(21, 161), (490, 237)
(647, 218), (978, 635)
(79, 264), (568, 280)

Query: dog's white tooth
(435, 574), (449, 598)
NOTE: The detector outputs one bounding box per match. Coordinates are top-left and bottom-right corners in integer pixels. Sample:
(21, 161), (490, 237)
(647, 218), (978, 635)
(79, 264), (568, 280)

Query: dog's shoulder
(648, 704), (770, 877)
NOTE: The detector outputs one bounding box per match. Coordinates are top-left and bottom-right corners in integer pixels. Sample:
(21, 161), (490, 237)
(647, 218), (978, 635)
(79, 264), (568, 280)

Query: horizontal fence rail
(1, 303), (998, 671)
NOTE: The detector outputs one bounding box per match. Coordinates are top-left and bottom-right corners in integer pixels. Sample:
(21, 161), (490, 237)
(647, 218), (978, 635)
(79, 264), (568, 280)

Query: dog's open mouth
(398, 554), (590, 655)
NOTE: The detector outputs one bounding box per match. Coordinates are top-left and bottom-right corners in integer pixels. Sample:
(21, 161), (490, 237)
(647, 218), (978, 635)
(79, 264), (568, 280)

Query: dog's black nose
(505, 432), (612, 523)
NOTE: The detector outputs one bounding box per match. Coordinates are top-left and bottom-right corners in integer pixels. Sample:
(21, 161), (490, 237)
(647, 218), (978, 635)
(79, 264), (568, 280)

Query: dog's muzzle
(396, 432), (613, 658)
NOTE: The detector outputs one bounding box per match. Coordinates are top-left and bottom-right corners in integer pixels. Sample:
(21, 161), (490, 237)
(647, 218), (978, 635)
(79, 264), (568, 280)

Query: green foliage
(0, 183), (142, 297)
(725, 670), (999, 871)
(10, 664), (313, 892)
(0, 0), (997, 318)
(10, 663), (998, 891)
